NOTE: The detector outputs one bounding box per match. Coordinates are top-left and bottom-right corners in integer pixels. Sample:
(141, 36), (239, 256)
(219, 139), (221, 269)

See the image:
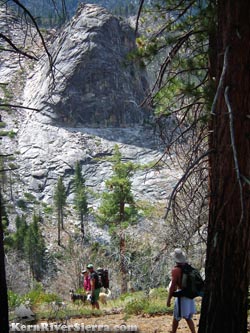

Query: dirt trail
(68, 312), (200, 332)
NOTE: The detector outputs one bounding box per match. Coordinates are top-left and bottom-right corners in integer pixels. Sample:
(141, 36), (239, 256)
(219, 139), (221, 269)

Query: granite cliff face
(0, 4), (180, 232)
(23, 4), (150, 127)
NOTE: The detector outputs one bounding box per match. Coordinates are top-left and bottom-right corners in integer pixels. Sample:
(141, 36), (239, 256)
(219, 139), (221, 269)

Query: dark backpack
(97, 268), (109, 289)
(179, 263), (204, 299)
(91, 271), (103, 289)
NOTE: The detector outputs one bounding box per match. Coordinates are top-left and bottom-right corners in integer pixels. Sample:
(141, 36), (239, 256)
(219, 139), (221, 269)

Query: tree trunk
(119, 200), (127, 293)
(120, 232), (127, 294)
(80, 212), (84, 241)
(58, 209), (61, 246)
(120, 236), (127, 294)
(199, 1), (250, 332)
(0, 192), (9, 332)
(61, 207), (64, 230)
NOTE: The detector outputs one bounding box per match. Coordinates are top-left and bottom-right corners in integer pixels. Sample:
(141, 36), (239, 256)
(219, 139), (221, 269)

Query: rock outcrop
(23, 4), (150, 127)
(0, 4), (180, 225)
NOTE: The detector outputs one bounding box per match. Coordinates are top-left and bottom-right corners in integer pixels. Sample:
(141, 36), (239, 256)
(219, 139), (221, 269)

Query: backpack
(91, 271), (103, 289)
(179, 263), (204, 299)
(97, 268), (109, 289)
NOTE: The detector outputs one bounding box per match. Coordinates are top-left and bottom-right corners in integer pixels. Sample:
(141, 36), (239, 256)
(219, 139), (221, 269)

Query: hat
(87, 263), (93, 269)
(171, 248), (187, 263)
(82, 269), (87, 274)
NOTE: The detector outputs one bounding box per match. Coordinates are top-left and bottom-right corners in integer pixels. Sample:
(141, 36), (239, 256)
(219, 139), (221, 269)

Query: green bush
(0, 129), (17, 138)
(119, 291), (145, 302)
(123, 288), (172, 316)
(38, 308), (103, 321)
(24, 192), (37, 202)
(144, 303), (169, 315)
(8, 290), (29, 309)
(26, 284), (61, 305)
(16, 199), (27, 210)
(124, 298), (149, 315)
(148, 287), (168, 299)
(0, 130), (9, 137)
(26, 284), (46, 305)
(8, 130), (16, 138)
(53, 251), (64, 260)
(9, 284), (61, 310)
(42, 203), (53, 214)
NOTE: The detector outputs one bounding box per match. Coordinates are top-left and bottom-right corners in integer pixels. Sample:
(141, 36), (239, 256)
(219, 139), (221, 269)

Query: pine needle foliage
(134, 0), (216, 249)
(24, 214), (47, 281)
(98, 145), (137, 233)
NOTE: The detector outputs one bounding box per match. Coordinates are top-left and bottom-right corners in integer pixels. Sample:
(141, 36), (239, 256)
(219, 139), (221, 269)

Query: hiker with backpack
(86, 263), (102, 309)
(82, 269), (91, 293)
(166, 248), (198, 333)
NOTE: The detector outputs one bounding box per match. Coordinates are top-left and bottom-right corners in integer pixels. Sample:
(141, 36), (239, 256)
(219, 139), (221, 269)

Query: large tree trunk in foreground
(0, 193), (9, 332)
(199, 1), (250, 332)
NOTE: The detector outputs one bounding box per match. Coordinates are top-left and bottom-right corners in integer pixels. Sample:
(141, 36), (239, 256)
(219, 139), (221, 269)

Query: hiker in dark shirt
(87, 263), (101, 309)
(167, 248), (196, 333)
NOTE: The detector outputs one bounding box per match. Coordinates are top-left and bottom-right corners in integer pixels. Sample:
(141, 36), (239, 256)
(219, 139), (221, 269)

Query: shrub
(16, 199), (27, 210)
(149, 287), (168, 299)
(124, 298), (149, 315)
(0, 130), (9, 137)
(0, 130), (17, 138)
(119, 291), (145, 302)
(144, 303), (169, 315)
(8, 130), (16, 138)
(20, 284), (61, 307)
(123, 288), (172, 316)
(42, 203), (53, 215)
(24, 192), (37, 202)
(8, 290), (29, 309)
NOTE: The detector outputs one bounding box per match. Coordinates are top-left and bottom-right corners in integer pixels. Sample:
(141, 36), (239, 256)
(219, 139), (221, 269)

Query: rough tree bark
(199, 1), (250, 332)
(119, 201), (128, 294)
(120, 233), (127, 294)
(0, 192), (9, 332)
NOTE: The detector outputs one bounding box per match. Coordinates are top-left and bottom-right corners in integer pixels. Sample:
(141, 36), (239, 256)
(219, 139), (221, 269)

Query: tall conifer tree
(73, 161), (88, 241)
(24, 214), (47, 281)
(54, 176), (66, 246)
(138, 0), (250, 331)
(98, 145), (137, 293)
(14, 215), (28, 254)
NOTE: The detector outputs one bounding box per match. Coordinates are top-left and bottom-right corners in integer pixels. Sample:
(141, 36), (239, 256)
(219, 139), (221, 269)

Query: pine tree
(54, 176), (66, 246)
(73, 161), (88, 241)
(14, 215), (28, 254)
(138, 1), (250, 331)
(24, 214), (47, 281)
(98, 145), (137, 293)
(198, 2), (250, 332)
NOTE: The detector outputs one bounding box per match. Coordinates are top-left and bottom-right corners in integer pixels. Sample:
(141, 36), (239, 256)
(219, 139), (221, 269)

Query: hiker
(82, 269), (91, 293)
(87, 263), (101, 309)
(166, 248), (196, 333)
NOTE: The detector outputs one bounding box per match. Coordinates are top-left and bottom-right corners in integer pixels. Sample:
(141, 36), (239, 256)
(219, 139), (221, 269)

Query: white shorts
(174, 297), (196, 321)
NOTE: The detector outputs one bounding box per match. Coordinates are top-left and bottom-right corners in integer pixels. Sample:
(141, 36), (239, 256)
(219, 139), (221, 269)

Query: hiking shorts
(92, 288), (101, 303)
(174, 297), (196, 321)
